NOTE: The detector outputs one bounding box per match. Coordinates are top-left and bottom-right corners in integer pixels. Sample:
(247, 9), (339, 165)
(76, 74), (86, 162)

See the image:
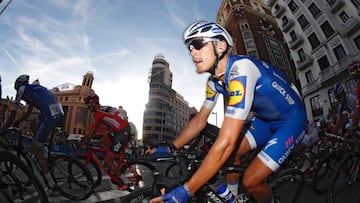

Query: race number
(49, 103), (64, 117)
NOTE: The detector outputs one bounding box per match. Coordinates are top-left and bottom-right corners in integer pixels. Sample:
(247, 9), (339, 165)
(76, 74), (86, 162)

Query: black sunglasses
(186, 38), (219, 51)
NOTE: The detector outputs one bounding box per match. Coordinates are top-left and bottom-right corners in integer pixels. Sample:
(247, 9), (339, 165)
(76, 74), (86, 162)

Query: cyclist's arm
(351, 82), (360, 130)
(14, 105), (33, 124)
(185, 116), (244, 194)
(172, 106), (212, 150)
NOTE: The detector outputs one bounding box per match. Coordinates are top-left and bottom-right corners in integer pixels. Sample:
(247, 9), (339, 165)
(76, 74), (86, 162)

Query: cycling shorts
(243, 110), (306, 171)
(106, 124), (131, 155)
(33, 114), (64, 147)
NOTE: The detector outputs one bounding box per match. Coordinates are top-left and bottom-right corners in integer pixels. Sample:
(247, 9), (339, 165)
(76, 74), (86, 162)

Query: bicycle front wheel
(312, 153), (338, 194)
(269, 168), (304, 203)
(328, 152), (360, 203)
(122, 161), (156, 189)
(49, 155), (94, 200)
(0, 151), (48, 203)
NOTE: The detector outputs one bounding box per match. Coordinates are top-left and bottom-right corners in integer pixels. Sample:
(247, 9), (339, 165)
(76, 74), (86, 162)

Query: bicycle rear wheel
(269, 168), (304, 203)
(122, 161), (156, 190)
(328, 152), (360, 203)
(49, 155), (94, 200)
(79, 158), (102, 188)
(0, 151), (48, 203)
(312, 153), (338, 193)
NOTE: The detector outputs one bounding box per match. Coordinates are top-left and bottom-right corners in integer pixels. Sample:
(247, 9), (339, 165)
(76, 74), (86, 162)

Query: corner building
(142, 54), (197, 145)
(267, 0), (360, 121)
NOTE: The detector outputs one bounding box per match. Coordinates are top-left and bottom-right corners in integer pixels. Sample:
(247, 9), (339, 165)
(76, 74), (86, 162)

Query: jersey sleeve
(225, 59), (261, 120)
(202, 78), (219, 110)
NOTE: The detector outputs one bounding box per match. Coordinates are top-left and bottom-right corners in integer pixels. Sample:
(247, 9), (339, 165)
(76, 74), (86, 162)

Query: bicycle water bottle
(216, 183), (237, 203)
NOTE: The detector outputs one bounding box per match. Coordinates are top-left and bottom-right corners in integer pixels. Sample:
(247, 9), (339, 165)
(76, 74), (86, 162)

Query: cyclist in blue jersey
(150, 21), (306, 203)
(2, 75), (64, 188)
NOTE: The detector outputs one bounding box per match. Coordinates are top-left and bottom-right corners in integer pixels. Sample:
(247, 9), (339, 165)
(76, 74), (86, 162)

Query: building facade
(216, 0), (298, 87)
(50, 71), (95, 135)
(142, 54), (197, 145)
(268, 0), (360, 122)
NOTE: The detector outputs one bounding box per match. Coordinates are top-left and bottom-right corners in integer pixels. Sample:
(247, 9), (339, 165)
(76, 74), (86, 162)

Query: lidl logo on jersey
(228, 77), (246, 107)
(206, 84), (217, 100)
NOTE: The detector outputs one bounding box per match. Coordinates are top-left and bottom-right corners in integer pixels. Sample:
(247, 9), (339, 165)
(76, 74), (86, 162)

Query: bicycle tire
(327, 152), (360, 203)
(312, 153), (338, 194)
(269, 168), (304, 203)
(79, 157), (102, 188)
(0, 151), (49, 203)
(122, 161), (156, 190)
(49, 155), (94, 200)
(165, 162), (184, 179)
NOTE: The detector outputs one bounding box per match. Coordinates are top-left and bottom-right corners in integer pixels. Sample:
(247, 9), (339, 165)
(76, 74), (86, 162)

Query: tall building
(267, 0), (360, 121)
(142, 54), (196, 145)
(216, 0), (298, 86)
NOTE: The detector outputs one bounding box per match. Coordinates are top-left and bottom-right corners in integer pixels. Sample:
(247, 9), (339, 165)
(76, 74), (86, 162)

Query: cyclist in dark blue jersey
(150, 21), (306, 203)
(2, 75), (64, 188)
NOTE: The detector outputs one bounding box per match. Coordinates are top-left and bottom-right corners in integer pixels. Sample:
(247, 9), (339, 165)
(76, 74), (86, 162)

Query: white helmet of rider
(183, 20), (233, 48)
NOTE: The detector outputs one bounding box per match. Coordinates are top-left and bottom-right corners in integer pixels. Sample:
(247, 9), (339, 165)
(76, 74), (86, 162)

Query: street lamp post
(211, 112), (218, 126)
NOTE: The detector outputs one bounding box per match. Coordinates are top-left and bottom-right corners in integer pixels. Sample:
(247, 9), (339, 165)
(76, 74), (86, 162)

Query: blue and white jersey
(13, 84), (64, 118)
(203, 55), (304, 121)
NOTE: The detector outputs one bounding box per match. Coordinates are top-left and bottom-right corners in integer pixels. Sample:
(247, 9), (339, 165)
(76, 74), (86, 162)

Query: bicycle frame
(79, 143), (142, 185)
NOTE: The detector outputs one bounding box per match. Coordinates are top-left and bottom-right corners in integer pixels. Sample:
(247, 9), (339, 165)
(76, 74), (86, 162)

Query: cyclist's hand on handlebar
(150, 185), (191, 203)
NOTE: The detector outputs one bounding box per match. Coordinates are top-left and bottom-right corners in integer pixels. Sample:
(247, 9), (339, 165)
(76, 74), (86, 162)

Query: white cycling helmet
(183, 20), (233, 47)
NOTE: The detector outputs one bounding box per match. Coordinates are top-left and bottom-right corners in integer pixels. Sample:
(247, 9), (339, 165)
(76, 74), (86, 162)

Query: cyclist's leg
(226, 117), (272, 196)
(104, 125), (131, 182)
(33, 114), (61, 186)
(243, 114), (306, 203)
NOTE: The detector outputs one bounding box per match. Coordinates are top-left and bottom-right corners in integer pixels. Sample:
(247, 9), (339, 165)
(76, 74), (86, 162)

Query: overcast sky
(0, 0), (225, 139)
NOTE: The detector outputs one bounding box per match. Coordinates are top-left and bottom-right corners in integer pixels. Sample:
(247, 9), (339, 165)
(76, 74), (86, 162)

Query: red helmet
(85, 93), (99, 104)
(349, 61), (360, 80)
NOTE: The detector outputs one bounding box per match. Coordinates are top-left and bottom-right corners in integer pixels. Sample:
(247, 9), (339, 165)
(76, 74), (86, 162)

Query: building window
(298, 48), (306, 61)
(333, 44), (347, 60)
(282, 16), (289, 25)
(248, 50), (258, 58)
(243, 31), (252, 39)
(320, 21), (335, 38)
(298, 15), (310, 29)
(351, 0), (360, 8)
(310, 95), (323, 117)
(318, 55), (330, 71)
(246, 40), (255, 48)
(288, 0), (298, 12)
(305, 70), (314, 83)
(308, 3), (321, 18)
(339, 11), (350, 23)
(355, 34), (360, 50)
(308, 33), (321, 49)
(290, 30), (297, 41)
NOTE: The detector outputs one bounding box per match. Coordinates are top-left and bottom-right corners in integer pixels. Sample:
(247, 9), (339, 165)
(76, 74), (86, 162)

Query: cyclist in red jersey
(78, 93), (131, 190)
(348, 61), (360, 136)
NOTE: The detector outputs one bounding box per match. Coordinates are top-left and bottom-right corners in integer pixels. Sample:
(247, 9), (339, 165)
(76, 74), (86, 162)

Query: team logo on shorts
(228, 78), (246, 106)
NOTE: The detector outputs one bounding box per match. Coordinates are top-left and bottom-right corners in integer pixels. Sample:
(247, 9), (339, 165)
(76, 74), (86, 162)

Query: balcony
(340, 17), (360, 37)
(274, 6), (286, 18)
(296, 54), (313, 71)
(288, 35), (304, 50)
(302, 80), (320, 96)
(281, 19), (294, 32)
(327, 0), (344, 14)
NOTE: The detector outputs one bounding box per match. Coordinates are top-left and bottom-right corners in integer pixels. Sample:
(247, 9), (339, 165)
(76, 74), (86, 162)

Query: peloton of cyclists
(78, 93), (132, 190)
(1, 74), (64, 189)
(149, 20), (306, 203)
